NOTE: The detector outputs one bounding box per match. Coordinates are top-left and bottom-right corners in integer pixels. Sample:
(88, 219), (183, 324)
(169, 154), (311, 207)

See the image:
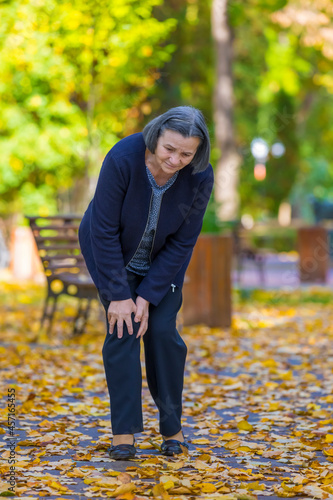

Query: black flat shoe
(161, 438), (189, 456)
(108, 438), (136, 460)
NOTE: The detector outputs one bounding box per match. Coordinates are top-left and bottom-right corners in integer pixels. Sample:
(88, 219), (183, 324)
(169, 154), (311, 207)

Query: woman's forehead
(159, 129), (200, 150)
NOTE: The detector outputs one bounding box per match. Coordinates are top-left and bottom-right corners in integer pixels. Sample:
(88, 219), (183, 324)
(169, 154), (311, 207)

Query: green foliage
(235, 287), (333, 306)
(230, 0), (333, 220)
(0, 0), (177, 216)
(1, 0), (333, 227)
(249, 226), (297, 252)
(150, 0), (214, 123)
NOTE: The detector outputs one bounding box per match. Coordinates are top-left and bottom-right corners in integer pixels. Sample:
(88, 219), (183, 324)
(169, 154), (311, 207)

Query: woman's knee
(102, 326), (140, 360)
(146, 321), (187, 352)
(146, 316), (175, 339)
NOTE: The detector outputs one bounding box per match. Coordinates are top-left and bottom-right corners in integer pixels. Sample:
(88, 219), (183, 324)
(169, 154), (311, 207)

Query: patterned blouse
(126, 166), (179, 276)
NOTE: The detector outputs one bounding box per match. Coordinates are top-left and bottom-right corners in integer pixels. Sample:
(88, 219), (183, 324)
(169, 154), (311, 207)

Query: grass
(234, 286), (333, 306)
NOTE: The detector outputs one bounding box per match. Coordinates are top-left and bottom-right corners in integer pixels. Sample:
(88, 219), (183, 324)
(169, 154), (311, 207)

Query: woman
(79, 106), (214, 460)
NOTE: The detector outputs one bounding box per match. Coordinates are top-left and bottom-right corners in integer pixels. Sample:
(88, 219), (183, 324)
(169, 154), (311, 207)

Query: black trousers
(100, 270), (187, 437)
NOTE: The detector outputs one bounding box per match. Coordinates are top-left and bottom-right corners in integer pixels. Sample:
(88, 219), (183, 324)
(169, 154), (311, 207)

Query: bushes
(249, 227), (297, 253)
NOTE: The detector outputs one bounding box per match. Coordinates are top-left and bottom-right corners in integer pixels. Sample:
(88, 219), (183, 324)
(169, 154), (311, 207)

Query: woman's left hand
(134, 296), (150, 338)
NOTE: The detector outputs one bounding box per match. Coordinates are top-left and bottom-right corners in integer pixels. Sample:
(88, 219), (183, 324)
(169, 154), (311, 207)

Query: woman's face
(153, 129), (201, 175)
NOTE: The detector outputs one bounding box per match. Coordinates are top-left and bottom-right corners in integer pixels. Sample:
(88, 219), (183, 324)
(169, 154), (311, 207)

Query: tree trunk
(211, 0), (241, 221)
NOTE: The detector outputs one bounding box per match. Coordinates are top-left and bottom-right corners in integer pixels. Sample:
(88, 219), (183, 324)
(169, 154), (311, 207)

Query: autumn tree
(210, 0), (333, 220)
(0, 0), (176, 217)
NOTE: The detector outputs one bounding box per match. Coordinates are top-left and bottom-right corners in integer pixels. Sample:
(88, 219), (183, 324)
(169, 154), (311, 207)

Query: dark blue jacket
(79, 132), (214, 306)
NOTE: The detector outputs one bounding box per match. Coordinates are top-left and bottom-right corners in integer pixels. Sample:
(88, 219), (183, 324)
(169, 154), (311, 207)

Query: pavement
(232, 252), (333, 290)
(0, 257), (333, 499)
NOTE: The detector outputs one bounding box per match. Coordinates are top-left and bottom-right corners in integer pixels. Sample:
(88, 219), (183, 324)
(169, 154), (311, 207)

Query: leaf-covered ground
(1, 283), (333, 499)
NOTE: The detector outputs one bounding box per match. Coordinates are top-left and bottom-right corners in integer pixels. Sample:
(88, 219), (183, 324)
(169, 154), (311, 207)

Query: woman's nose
(170, 153), (180, 165)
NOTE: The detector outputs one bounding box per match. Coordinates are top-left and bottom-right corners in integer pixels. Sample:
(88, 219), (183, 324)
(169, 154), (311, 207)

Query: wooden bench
(231, 221), (265, 286)
(310, 196), (333, 258)
(26, 215), (99, 335)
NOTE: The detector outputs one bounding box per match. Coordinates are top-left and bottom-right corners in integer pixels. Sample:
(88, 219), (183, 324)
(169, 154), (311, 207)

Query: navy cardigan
(79, 132), (214, 307)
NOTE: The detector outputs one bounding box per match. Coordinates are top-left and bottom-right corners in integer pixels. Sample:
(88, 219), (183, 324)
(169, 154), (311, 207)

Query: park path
(0, 280), (333, 499)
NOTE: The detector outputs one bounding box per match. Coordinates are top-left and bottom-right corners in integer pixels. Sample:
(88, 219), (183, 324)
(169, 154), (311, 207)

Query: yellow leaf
(319, 419), (333, 426)
(262, 359), (278, 368)
(194, 459), (211, 470)
(38, 419), (54, 428)
(180, 443), (189, 455)
(307, 403), (321, 410)
(219, 432), (239, 441)
(281, 482), (303, 493)
(166, 461), (184, 470)
(191, 438), (210, 445)
(73, 452), (91, 461)
(113, 484), (136, 497)
(273, 486), (297, 498)
(242, 481), (266, 491)
(106, 470), (121, 476)
(114, 493), (135, 500)
(313, 410), (331, 419)
(224, 439), (241, 450)
(168, 486), (199, 495)
(26, 430), (42, 437)
(162, 480), (175, 490)
(68, 468), (95, 478)
(322, 486), (333, 495)
(138, 441), (153, 449)
(265, 381), (279, 390)
(325, 434), (333, 444)
(141, 457), (162, 465)
(323, 448), (333, 456)
(198, 483), (217, 493)
(85, 477), (118, 487)
(48, 481), (69, 492)
(52, 404), (69, 414)
(237, 420), (253, 431)
(152, 483), (170, 500)
(268, 402), (281, 411)
(280, 370), (293, 381)
(216, 487), (232, 494)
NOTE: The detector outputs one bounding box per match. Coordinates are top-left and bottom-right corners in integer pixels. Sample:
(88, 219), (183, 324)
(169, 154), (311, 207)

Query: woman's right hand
(107, 299), (137, 338)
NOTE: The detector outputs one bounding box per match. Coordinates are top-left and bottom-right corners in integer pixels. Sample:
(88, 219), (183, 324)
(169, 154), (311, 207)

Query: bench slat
(31, 224), (80, 231)
(35, 235), (79, 242)
(41, 253), (84, 260)
(26, 215), (81, 221)
(46, 263), (87, 270)
(38, 244), (81, 251)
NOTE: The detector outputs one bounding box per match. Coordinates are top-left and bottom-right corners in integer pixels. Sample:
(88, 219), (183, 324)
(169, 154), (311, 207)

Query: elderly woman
(79, 106), (214, 460)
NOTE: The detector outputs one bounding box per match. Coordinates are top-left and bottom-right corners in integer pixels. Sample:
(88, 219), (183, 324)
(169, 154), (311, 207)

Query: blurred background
(1, 0), (333, 292)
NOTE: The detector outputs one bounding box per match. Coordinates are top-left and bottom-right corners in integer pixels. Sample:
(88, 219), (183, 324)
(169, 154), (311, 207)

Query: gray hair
(142, 106), (210, 174)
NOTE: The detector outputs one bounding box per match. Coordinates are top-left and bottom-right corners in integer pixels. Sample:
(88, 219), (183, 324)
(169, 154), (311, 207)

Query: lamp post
(250, 138), (285, 181)
(251, 138), (269, 181)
